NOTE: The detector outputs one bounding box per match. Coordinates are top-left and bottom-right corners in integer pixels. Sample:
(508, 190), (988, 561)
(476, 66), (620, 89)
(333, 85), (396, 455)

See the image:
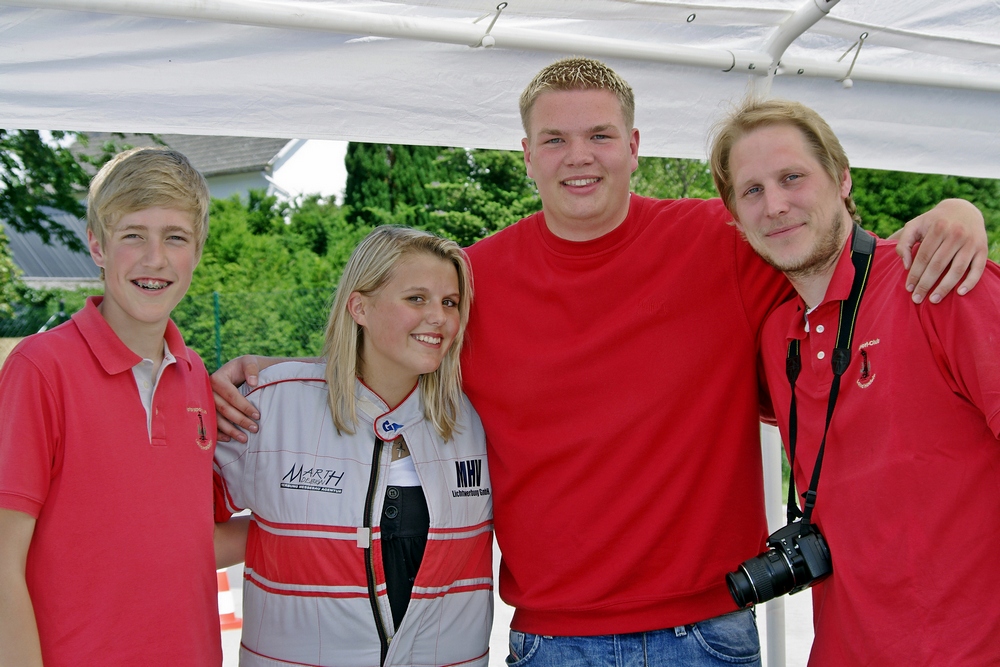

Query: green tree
(0, 225), (22, 317)
(851, 169), (1000, 262)
(0, 130), (136, 251)
(631, 157), (716, 200)
(0, 130), (140, 331)
(344, 143), (446, 228)
(0, 130), (91, 251)
(245, 190), (288, 236)
(0, 130), (95, 333)
(627, 157), (1000, 263)
(344, 143), (539, 247)
(426, 148), (540, 246)
(171, 192), (371, 369)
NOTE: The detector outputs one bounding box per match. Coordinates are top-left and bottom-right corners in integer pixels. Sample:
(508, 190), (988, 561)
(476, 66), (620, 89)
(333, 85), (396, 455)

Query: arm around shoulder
(212, 355), (317, 443)
(894, 198), (988, 304)
(214, 514), (250, 570)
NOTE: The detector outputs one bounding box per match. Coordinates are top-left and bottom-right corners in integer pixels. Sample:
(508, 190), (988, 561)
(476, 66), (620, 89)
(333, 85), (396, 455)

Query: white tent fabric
(1, 0), (998, 177)
(1, 4), (995, 665)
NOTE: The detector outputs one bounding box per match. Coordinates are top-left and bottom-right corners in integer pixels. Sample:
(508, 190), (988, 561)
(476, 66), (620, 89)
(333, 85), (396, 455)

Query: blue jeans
(505, 609), (760, 666)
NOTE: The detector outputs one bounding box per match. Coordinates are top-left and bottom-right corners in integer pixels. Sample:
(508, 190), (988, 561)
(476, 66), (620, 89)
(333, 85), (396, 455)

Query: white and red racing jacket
(214, 362), (493, 667)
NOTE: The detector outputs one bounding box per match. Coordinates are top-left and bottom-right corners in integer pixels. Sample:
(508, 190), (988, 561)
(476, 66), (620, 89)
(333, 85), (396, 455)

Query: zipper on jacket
(363, 437), (390, 665)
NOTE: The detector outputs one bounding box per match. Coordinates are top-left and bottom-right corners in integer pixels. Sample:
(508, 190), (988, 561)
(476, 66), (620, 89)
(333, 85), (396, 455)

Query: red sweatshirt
(462, 195), (791, 635)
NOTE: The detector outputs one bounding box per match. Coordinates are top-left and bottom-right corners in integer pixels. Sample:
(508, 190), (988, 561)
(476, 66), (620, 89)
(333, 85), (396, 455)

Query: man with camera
(710, 98), (1000, 665)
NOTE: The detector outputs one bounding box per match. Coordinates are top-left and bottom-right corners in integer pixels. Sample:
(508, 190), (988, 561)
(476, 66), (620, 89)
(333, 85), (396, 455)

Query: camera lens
(726, 548), (794, 607)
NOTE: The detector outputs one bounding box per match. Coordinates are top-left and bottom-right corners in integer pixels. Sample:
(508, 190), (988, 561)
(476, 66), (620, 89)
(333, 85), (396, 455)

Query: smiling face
(522, 88), (639, 241)
(348, 252), (461, 407)
(729, 123), (853, 281)
(88, 206), (200, 348)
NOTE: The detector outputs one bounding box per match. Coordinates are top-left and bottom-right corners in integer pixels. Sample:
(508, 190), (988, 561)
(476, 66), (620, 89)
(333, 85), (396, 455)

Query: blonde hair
(87, 147), (211, 251)
(323, 226), (473, 441)
(709, 97), (859, 222)
(519, 57), (635, 135)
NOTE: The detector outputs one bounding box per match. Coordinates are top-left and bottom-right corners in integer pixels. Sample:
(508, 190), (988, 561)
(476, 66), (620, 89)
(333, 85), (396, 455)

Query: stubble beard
(753, 210), (848, 281)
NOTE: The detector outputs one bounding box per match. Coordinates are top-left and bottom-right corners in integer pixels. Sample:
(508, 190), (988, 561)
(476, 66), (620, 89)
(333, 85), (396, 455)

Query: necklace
(392, 437), (409, 461)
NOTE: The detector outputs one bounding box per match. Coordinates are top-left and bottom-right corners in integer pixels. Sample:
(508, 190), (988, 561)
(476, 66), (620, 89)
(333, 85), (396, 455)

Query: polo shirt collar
(72, 296), (192, 375)
(786, 238), (855, 341)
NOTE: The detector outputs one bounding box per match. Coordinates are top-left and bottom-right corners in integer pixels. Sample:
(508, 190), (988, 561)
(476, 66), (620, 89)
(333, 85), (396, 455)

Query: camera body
(726, 520), (832, 608)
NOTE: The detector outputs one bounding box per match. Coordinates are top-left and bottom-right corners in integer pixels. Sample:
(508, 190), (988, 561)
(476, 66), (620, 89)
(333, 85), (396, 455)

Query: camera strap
(785, 223), (876, 526)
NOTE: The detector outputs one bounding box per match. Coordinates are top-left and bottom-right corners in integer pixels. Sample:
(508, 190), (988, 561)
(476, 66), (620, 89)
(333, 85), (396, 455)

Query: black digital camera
(726, 520), (832, 608)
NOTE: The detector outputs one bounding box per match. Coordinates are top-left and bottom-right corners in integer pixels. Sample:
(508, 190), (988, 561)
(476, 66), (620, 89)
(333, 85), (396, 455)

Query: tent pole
(764, 0), (841, 69)
(8, 0), (752, 71)
(761, 424), (788, 667)
(751, 0), (839, 97)
(9, 0), (1000, 92)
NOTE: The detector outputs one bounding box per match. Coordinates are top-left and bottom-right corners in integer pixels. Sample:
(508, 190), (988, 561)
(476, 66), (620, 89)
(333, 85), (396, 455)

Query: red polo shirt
(0, 297), (221, 666)
(760, 237), (1000, 665)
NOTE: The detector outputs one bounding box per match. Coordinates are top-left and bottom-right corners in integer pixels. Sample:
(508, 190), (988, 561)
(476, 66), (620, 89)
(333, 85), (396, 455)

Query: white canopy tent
(2, 2), (997, 665)
(1, 0), (998, 178)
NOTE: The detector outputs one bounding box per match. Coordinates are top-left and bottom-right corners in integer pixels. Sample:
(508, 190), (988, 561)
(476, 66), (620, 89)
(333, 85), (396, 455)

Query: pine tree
(342, 142), (540, 246)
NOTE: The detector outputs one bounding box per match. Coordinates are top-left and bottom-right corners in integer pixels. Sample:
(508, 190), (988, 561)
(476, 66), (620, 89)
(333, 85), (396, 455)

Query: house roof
(3, 210), (99, 283)
(6, 133), (293, 285)
(73, 133), (291, 177)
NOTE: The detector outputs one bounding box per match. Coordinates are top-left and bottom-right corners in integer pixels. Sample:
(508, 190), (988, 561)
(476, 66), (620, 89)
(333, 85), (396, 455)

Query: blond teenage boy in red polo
(0, 148), (224, 667)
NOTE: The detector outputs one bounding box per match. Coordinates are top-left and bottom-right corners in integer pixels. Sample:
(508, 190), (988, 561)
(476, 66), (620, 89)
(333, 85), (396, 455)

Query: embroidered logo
(281, 464), (344, 494)
(453, 459), (491, 498)
(857, 338), (879, 389)
(188, 407), (213, 450)
(380, 420), (404, 436)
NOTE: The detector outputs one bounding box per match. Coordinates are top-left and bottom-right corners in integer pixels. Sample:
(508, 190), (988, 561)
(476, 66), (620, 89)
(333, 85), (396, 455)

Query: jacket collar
(354, 380), (425, 442)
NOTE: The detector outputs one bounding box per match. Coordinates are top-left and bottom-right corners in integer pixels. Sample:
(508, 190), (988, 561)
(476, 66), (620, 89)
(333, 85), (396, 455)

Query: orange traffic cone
(217, 569), (243, 631)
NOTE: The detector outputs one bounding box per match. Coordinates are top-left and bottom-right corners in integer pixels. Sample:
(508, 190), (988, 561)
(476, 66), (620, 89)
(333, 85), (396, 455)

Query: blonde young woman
(214, 226), (493, 667)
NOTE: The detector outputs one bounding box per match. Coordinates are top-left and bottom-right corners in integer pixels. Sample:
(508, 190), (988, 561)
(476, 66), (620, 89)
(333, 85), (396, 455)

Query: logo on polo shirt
(187, 407), (213, 450)
(857, 338), (879, 389)
(452, 458), (491, 498)
(281, 463), (344, 494)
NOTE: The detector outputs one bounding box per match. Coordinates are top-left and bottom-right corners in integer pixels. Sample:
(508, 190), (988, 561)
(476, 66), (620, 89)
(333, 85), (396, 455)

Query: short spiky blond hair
(519, 57), (635, 135)
(709, 97), (859, 223)
(87, 147), (210, 251)
(323, 226), (473, 442)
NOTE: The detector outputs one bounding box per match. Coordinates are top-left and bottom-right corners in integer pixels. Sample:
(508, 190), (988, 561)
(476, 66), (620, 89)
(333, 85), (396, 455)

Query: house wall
(271, 139), (347, 202)
(0, 338), (21, 371)
(206, 172), (275, 201)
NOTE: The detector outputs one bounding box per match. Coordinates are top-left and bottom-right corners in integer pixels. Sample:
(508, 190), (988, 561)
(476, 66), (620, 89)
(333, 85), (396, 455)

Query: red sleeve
(0, 351), (60, 517)
(729, 219), (793, 424)
(757, 353), (778, 426)
(733, 228), (794, 343)
(920, 261), (1000, 439)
